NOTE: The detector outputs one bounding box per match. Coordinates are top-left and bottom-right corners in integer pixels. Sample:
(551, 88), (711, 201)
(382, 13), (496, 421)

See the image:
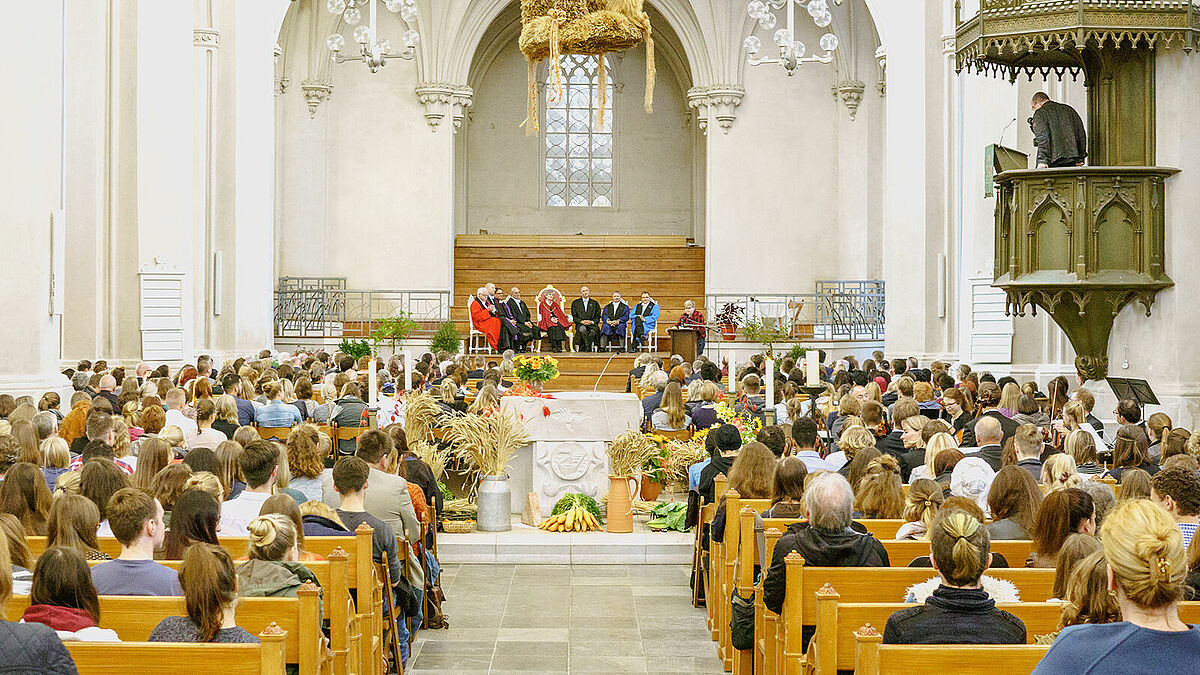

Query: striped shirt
(1179, 522), (1198, 550)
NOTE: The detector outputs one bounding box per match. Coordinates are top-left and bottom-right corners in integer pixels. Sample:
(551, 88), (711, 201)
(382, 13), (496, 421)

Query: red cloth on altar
(471, 298), (501, 350)
(538, 299), (570, 330)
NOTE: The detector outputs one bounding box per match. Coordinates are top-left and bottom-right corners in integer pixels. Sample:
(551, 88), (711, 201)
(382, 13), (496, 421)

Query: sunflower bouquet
(715, 401), (762, 445)
(513, 354), (560, 383)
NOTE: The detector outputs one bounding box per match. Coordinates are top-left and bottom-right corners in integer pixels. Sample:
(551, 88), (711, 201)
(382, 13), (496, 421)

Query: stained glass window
(545, 54), (613, 207)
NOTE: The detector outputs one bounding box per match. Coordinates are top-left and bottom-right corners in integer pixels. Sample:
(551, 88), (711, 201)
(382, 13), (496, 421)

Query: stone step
(437, 516), (692, 565)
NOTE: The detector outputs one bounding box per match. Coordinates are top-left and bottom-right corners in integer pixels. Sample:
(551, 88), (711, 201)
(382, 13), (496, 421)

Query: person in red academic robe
(470, 287), (501, 351)
(537, 288), (571, 352)
(675, 299), (707, 354)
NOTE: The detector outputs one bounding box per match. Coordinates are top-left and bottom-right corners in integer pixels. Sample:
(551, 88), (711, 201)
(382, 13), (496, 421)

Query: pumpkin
(518, 0), (655, 134)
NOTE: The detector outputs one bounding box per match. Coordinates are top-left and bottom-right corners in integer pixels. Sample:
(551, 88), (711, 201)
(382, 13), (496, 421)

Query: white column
(0, 0), (68, 397)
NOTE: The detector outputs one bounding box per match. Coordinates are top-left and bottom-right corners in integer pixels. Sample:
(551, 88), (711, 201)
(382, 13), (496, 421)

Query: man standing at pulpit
(631, 291), (659, 349)
(506, 287), (540, 351)
(601, 291), (630, 351)
(571, 286), (601, 352)
(470, 287), (501, 351)
(675, 299), (707, 355)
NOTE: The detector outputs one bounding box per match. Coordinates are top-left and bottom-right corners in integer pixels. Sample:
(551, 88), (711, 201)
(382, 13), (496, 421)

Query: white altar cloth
(501, 391), (643, 516)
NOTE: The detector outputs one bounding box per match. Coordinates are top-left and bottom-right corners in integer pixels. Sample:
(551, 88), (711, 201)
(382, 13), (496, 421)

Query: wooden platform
(453, 234), (705, 350)
(491, 351), (647, 392)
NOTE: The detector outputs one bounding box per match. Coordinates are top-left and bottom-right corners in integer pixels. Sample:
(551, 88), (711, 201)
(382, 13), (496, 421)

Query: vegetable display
(645, 501), (688, 532)
(550, 493), (603, 522)
(539, 505), (602, 532)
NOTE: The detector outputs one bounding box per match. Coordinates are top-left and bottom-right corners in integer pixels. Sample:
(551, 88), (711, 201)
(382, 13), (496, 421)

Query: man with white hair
(763, 472), (889, 614)
(70, 371), (93, 395)
(96, 374), (119, 409)
(641, 370), (670, 422)
(135, 362), (151, 383)
(469, 286), (501, 351)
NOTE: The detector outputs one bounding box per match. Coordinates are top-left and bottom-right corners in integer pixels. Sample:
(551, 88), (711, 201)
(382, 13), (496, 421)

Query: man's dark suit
(506, 297), (540, 351)
(971, 444), (1004, 472)
(571, 297), (601, 352)
(961, 410), (1020, 448)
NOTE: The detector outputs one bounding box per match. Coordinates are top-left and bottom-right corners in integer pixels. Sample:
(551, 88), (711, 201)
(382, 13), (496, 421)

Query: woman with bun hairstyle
(883, 509), (1026, 644)
(235, 514), (321, 601)
(854, 454), (904, 519)
(149, 544), (258, 644)
(1034, 500), (1200, 673)
(895, 479), (944, 540)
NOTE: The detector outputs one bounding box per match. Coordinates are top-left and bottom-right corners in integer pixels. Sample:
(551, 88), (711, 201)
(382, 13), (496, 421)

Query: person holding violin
(940, 387), (974, 440)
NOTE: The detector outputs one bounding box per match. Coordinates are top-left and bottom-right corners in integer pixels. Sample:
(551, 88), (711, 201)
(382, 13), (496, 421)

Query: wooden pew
(774, 548), (1040, 674)
(760, 518), (906, 542)
(8, 594), (321, 675)
(64, 626), (287, 675)
(754, 527), (786, 675)
(854, 629), (1050, 675)
(693, 501), (716, 610)
(716, 492), (770, 669)
(703, 474), (727, 638)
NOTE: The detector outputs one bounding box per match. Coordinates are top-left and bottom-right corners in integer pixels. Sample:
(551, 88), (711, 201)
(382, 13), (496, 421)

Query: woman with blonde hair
(1065, 429), (1106, 477)
(909, 429), (954, 483)
(1042, 453), (1083, 492)
(854, 454), (904, 519)
(882, 509), (1026, 644)
(10, 420), (38, 465)
(1062, 400), (1104, 447)
(259, 494), (323, 562)
(159, 425), (186, 456)
(1036, 550), (1121, 644)
(1035, 500), (1200, 671)
(896, 479), (944, 540)
(237, 514), (321, 600)
(468, 384), (500, 415)
(652, 381), (691, 432)
(830, 424), (875, 472)
(998, 382), (1021, 418)
(1146, 412), (1172, 462)
(710, 443), (777, 545)
(38, 437), (70, 492)
(109, 416), (137, 471)
(183, 472), (225, 502)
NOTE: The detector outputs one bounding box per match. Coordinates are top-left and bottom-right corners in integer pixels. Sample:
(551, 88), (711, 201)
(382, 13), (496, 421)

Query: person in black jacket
(763, 472), (889, 616)
(883, 508), (1026, 645)
(0, 525), (78, 673)
(1029, 92), (1086, 168)
(570, 286), (602, 352)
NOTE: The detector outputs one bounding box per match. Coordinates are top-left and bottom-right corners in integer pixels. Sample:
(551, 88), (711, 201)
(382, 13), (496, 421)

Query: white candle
(729, 356), (737, 394)
(806, 354), (818, 386)
(765, 358), (775, 408)
(368, 359), (378, 407)
(404, 350), (413, 392)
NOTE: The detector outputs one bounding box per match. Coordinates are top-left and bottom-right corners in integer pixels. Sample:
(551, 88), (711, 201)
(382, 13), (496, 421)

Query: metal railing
(274, 277), (451, 339)
(705, 280), (884, 342)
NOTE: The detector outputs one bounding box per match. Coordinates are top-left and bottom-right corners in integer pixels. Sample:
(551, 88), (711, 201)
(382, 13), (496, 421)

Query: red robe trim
(470, 298), (501, 350)
(538, 300), (570, 330)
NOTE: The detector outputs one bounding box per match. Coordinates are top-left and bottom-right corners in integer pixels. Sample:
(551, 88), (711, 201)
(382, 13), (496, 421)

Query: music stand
(1106, 377), (1159, 420)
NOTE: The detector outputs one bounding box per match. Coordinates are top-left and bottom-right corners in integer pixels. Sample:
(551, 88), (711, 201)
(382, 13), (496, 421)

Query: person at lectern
(631, 291), (659, 349)
(537, 288), (570, 352)
(470, 287), (501, 351)
(1029, 92), (1086, 169)
(601, 291), (630, 351)
(571, 286), (601, 352)
(675, 300), (707, 355)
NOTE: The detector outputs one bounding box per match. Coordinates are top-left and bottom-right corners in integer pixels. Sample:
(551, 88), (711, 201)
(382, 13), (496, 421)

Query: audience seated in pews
(162, 489), (221, 560)
(709, 443), (775, 546)
(45, 494), (109, 561)
(854, 454), (904, 519)
(90, 488), (180, 596)
(763, 472), (889, 615)
(237, 514), (320, 601)
(21, 546), (120, 642)
(1034, 500), (1200, 673)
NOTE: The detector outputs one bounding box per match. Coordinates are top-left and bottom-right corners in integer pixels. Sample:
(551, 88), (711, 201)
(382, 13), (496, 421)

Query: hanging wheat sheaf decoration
(518, 0), (655, 134)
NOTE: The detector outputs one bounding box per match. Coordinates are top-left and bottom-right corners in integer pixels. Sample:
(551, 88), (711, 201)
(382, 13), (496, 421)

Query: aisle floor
(408, 563), (724, 674)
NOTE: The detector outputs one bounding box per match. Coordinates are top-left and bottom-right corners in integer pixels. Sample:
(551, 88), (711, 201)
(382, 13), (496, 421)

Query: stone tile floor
(408, 563), (724, 674)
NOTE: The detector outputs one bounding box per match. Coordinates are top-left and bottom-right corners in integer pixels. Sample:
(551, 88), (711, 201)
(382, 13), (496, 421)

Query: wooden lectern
(669, 328), (698, 363)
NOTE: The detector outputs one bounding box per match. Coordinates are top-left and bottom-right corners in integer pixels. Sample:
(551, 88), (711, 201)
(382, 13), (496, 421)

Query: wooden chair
(331, 421), (365, 454)
(656, 428), (693, 441)
(467, 296), (489, 354)
(256, 423), (295, 441)
(8, 593), (322, 675)
(63, 627), (287, 675)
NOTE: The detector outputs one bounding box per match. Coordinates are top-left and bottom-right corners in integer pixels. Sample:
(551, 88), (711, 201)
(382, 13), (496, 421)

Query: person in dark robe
(495, 291), (523, 352)
(631, 291), (659, 349)
(674, 299), (707, 354)
(469, 287), (501, 351)
(571, 286), (601, 352)
(505, 287), (540, 351)
(1029, 92), (1086, 168)
(600, 291), (630, 351)
(537, 288), (571, 352)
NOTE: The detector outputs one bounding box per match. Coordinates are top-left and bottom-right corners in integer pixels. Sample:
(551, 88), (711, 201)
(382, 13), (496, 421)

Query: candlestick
(404, 350), (413, 392)
(765, 358), (775, 412)
(368, 359), (378, 407)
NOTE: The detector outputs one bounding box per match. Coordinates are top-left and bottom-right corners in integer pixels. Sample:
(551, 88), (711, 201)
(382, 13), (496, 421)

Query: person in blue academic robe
(600, 291), (631, 351)
(631, 292), (659, 349)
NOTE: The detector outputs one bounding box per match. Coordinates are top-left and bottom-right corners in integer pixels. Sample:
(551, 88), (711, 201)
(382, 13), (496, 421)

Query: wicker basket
(443, 520), (475, 534)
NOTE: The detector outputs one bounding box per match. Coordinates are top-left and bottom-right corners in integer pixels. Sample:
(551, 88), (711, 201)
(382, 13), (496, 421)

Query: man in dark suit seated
(600, 291), (630, 351)
(504, 287), (539, 352)
(571, 286), (601, 352)
(961, 382), (1019, 448)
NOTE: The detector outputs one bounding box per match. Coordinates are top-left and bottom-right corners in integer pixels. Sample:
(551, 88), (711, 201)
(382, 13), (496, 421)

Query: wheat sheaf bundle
(410, 440), (451, 482)
(443, 409), (532, 477)
(404, 390), (443, 442)
(607, 429), (654, 478)
(664, 440), (706, 483)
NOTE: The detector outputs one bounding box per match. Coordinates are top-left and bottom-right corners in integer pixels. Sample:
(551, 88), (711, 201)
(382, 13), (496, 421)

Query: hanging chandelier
(743, 0), (840, 77)
(325, 0), (420, 73)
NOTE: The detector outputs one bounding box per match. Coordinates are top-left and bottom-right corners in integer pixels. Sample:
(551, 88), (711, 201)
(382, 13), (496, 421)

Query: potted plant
(429, 321), (462, 354)
(741, 318), (790, 359)
(715, 302), (745, 341)
(338, 338), (372, 360)
(369, 312), (419, 356)
(640, 438), (670, 501)
(511, 354), (560, 394)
